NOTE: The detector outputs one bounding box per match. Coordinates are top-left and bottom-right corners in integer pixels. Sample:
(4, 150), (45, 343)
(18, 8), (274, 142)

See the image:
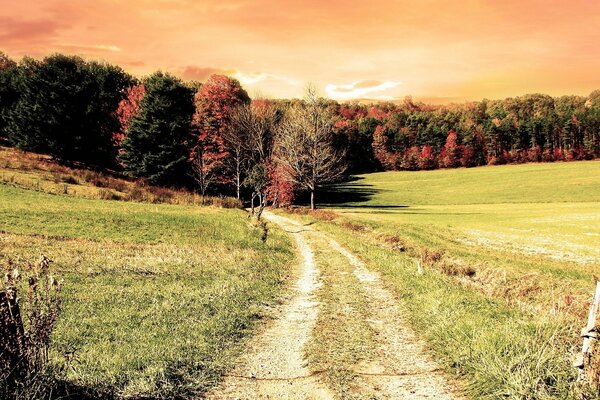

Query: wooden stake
(575, 281), (600, 381)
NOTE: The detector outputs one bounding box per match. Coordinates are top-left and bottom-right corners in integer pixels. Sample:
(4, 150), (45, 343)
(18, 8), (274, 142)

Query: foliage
(114, 84), (145, 147)
(120, 72), (195, 186)
(0, 52), (18, 137)
(192, 74), (250, 193)
(5, 54), (132, 167)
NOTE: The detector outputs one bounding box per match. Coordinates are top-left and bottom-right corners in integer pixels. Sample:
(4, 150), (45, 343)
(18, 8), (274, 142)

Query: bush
(1, 256), (62, 400)
(98, 189), (121, 201)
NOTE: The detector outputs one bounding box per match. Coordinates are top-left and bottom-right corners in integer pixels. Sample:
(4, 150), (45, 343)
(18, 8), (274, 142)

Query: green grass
(337, 161), (600, 206)
(324, 161), (600, 314)
(0, 184), (293, 398)
(305, 232), (375, 399)
(283, 160), (600, 398)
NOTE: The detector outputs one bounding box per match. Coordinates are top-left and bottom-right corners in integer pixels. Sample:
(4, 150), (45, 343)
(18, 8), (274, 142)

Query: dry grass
(0, 146), (242, 208)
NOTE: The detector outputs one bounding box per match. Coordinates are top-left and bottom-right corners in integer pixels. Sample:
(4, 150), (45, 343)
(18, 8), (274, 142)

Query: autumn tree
(440, 130), (463, 168)
(275, 86), (346, 210)
(192, 74), (250, 195)
(114, 84), (145, 147)
(120, 72), (195, 185)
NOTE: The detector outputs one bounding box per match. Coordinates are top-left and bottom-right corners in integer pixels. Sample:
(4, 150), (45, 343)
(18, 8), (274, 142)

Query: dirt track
(207, 212), (459, 399)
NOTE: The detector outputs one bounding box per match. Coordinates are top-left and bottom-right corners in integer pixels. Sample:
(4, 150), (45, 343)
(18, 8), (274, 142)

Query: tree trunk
(236, 159), (241, 200)
(310, 190), (315, 210)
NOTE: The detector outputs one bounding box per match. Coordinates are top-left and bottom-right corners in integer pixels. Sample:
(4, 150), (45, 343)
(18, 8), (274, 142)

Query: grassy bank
(0, 183), (293, 398)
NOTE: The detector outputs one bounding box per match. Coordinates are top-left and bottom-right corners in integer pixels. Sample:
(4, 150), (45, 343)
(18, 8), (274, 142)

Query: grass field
(323, 161), (600, 313)
(0, 182), (293, 398)
(280, 160), (600, 398)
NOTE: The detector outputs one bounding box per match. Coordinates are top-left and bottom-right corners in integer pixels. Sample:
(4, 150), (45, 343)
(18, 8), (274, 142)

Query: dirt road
(207, 212), (459, 399)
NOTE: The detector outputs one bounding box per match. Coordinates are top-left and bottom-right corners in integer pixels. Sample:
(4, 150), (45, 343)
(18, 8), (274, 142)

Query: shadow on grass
(296, 176), (394, 208)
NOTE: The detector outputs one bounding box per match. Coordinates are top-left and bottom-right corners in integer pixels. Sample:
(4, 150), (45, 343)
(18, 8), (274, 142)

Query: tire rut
(329, 238), (460, 399)
(206, 212), (333, 400)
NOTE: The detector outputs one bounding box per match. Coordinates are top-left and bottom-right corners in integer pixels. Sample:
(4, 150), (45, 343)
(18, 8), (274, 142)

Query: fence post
(0, 288), (27, 381)
(574, 281), (600, 382)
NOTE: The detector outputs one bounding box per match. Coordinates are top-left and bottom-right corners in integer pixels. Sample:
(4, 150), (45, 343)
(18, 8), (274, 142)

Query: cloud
(0, 16), (64, 43)
(180, 66), (236, 80)
(59, 43), (121, 52)
(326, 80), (402, 100)
(234, 71), (268, 85)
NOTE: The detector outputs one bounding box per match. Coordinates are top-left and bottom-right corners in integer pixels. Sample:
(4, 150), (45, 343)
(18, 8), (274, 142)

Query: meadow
(285, 160), (600, 398)
(0, 177), (293, 398)
(324, 161), (600, 312)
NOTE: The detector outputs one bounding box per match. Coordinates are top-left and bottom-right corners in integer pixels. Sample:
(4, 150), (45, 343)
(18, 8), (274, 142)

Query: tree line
(335, 94), (600, 171)
(0, 53), (344, 210)
(1, 52), (599, 209)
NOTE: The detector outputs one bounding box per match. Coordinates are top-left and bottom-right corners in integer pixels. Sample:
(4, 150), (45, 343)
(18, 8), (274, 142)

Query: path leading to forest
(207, 212), (459, 399)
(206, 212), (334, 400)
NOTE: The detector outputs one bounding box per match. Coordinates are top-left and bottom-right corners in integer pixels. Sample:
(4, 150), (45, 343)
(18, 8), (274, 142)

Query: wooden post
(0, 288), (27, 381)
(574, 281), (600, 381)
(416, 260), (424, 275)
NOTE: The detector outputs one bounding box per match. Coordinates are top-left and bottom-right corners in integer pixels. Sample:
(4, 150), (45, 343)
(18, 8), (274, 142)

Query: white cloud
(325, 80), (402, 100)
(59, 43), (121, 52)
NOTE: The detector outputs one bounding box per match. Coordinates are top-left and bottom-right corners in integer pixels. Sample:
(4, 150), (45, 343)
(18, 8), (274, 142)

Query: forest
(1, 52), (599, 208)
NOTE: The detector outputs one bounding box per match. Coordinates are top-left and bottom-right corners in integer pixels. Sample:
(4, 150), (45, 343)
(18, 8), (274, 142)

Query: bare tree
(224, 104), (252, 199)
(226, 99), (280, 205)
(191, 147), (216, 200)
(275, 86), (346, 209)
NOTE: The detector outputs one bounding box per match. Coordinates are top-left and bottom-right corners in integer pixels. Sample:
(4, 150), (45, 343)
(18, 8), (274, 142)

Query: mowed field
(330, 161), (600, 266)
(289, 160), (600, 398)
(327, 162), (600, 294)
(0, 182), (293, 398)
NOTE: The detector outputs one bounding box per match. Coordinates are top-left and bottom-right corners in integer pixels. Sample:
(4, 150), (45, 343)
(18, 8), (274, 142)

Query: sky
(2, 0), (600, 103)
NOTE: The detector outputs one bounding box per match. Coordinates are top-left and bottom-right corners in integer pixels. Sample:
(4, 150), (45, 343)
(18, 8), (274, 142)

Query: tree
(440, 130), (463, 168)
(266, 161), (295, 208)
(192, 74), (250, 194)
(275, 86), (346, 210)
(120, 72), (195, 186)
(6, 54), (132, 166)
(115, 84), (145, 147)
(230, 99), (281, 217)
(0, 52), (18, 138)
(372, 124), (399, 170)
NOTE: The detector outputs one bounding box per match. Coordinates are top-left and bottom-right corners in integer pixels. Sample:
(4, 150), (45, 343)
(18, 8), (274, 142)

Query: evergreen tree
(6, 54), (132, 166)
(0, 52), (18, 138)
(120, 72), (195, 186)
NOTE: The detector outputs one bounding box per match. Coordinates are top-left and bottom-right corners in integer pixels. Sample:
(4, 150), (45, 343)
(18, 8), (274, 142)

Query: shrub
(1, 256), (62, 399)
(148, 186), (174, 203)
(98, 189), (121, 200)
(61, 175), (78, 184)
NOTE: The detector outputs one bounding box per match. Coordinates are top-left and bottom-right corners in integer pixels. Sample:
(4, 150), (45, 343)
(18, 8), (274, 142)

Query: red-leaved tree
(440, 130), (463, 168)
(267, 161), (295, 208)
(418, 145), (437, 170)
(192, 75), (250, 194)
(114, 84), (145, 146)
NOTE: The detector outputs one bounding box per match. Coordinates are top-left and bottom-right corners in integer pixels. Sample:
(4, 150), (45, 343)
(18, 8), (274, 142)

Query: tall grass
(0, 184), (293, 398)
(292, 215), (590, 398)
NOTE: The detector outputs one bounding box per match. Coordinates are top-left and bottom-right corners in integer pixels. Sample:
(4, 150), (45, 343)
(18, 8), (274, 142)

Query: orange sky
(2, 0), (600, 102)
